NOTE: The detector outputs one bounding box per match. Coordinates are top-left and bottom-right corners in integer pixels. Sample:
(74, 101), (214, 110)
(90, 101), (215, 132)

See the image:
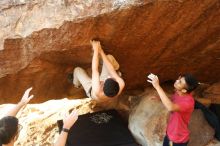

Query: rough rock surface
(204, 83), (220, 104)
(0, 98), (94, 146)
(128, 89), (168, 146)
(128, 89), (215, 146)
(0, 0), (143, 50)
(189, 110), (215, 146)
(0, 0), (220, 103)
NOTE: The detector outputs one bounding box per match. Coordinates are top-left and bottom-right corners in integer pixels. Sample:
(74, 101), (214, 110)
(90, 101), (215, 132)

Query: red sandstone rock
(204, 82), (220, 104)
(0, 0), (220, 103)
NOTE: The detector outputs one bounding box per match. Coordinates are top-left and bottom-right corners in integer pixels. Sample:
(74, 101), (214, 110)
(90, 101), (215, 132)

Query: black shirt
(57, 110), (138, 146)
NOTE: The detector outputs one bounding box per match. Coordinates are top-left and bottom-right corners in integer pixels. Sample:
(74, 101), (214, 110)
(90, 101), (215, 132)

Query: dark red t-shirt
(166, 92), (194, 143)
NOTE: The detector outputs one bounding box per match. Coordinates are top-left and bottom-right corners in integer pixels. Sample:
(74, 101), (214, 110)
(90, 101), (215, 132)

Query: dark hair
(0, 116), (19, 144)
(182, 74), (199, 93)
(103, 78), (120, 97)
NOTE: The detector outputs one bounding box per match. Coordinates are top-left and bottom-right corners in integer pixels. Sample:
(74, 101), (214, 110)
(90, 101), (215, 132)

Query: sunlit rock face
(0, 98), (94, 146)
(0, 0), (220, 103)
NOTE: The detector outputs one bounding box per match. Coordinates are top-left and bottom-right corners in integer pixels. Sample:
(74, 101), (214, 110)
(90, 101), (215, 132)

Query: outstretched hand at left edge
(19, 87), (34, 106)
(6, 87), (34, 117)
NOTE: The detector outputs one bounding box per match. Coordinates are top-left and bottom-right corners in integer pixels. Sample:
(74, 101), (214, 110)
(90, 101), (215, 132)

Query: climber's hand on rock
(90, 40), (101, 52)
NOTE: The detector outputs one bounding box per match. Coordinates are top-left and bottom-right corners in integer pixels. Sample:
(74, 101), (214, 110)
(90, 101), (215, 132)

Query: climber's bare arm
(91, 40), (101, 96)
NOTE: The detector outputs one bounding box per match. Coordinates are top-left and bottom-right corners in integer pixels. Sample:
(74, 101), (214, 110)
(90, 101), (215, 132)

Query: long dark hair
(0, 116), (19, 144)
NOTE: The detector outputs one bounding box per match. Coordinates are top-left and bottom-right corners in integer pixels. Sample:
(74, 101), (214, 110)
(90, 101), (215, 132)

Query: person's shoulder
(186, 93), (194, 100)
(183, 94), (195, 105)
(175, 93), (194, 102)
(93, 89), (107, 100)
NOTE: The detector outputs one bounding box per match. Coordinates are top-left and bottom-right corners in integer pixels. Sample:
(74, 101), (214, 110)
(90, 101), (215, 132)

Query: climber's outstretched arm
(91, 40), (101, 96)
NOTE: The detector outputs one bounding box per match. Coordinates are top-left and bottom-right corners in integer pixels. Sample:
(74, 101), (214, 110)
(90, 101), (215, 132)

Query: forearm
(91, 46), (101, 95)
(92, 50), (99, 72)
(100, 51), (116, 76)
(54, 132), (68, 146)
(155, 86), (174, 111)
(6, 102), (24, 117)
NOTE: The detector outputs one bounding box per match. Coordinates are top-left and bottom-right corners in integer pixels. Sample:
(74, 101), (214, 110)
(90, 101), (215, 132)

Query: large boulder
(128, 91), (167, 146)
(189, 110), (215, 146)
